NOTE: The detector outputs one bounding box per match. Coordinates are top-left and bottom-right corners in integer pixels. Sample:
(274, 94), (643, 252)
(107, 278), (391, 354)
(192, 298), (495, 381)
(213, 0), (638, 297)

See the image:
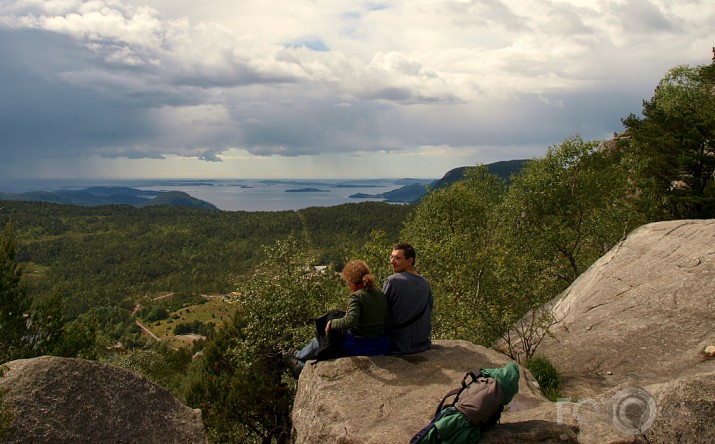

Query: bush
(139, 305), (169, 322)
(173, 320), (213, 336)
(525, 355), (561, 401)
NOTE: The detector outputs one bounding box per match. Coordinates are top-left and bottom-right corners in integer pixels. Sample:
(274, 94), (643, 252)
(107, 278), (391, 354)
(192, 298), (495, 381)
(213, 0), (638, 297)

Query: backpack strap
(433, 370), (481, 416)
(434, 388), (460, 417)
(461, 371), (479, 388)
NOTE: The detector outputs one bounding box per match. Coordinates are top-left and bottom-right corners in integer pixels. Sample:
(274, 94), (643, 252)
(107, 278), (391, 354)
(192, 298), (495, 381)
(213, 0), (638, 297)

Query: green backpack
(410, 361), (520, 443)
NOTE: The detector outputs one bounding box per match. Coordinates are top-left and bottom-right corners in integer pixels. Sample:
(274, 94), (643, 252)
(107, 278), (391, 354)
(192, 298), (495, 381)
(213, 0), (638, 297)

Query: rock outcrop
(291, 340), (577, 443)
(0, 356), (206, 443)
(529, 219), (715, 398)
(292, 220), (715, 443)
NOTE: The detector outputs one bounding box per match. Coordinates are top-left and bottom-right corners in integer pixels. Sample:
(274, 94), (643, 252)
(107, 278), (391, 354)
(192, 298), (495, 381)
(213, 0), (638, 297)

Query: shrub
(525, 355), (562, 401)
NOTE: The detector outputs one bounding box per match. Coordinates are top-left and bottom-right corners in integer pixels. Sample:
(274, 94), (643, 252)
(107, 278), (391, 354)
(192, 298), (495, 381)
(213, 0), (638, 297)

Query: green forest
(2, 60), (714, 443)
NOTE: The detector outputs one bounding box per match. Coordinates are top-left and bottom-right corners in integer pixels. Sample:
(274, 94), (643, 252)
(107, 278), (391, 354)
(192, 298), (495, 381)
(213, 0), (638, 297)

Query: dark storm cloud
(0, 28), (157, 159)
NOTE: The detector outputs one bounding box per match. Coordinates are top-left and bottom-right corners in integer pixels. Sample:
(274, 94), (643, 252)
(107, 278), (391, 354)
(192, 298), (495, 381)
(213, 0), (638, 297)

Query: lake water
(0, 178), (427, 211)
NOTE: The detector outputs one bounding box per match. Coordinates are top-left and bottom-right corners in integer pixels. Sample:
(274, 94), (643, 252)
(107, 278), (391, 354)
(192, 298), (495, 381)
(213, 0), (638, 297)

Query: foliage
(139, 305), (170, 322)
(25, 292), (66, 356)
(105, 344), (194, 400)
(0, 221), (32, 363)
(173, 320), (214, 336)
(401, 165), (506, 345)
(500, 135), (641, 283)
(295, 202), (413, 266)
(398, 135), (654, 361)
(65, 306), (147, 357)
(489, 136), (653, 360)
(51, 315), (100, 359)
(525, 355), (562, 401)
(622, 63), (715, 218)
(476, 251), (564, 362)
(185, 236), (346, 443)
(2, 201), (409, 319)
(351, 229), (397, 284)
(0, 220), (69, 362)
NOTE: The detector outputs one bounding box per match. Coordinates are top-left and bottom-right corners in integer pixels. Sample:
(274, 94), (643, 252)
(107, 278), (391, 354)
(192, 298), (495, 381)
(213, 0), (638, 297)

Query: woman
(285, 260), (391, 377)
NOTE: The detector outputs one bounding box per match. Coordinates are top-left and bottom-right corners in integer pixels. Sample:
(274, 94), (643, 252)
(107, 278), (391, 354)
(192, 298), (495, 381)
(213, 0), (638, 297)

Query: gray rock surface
(531, 219), (715, 397)
(0, 356), (206, 443)
(291, 340), (577, 444)
(645, 370), (715, 443)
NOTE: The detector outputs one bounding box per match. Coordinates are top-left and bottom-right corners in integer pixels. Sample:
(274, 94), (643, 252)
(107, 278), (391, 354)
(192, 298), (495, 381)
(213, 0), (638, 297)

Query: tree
(351, 229), (396, 284)
(185, 236), (345, 443)
(25, 292), (66, 356)
(395, 136), (648, 359)
(622, 63), (715, 218)
(0, 220), (32, 363)
(106, 344), (193, 399)
(499, 135), (641, 283)
(400, 165), (507, 344)
(490, 135), (650, 360)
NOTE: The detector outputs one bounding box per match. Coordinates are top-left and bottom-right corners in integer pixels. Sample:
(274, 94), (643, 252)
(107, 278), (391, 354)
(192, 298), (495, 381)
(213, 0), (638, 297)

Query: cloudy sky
(0, 0), (712, 180)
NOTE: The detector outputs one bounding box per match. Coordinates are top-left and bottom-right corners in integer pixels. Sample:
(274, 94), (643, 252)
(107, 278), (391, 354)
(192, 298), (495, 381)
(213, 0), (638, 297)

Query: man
(383, 242), (433, 355)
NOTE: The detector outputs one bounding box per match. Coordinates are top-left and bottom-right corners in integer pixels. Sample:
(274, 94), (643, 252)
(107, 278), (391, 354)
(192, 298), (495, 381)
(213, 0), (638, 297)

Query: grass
(19, 262), (50, 280)
(525, 355), (562, 401)
(139, 295), (236, 348)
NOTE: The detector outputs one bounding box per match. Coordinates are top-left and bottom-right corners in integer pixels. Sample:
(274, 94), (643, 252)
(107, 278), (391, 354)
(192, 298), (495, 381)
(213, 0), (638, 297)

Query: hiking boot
(285, 355), (303, 379)
(282, 347), (297, 360)
(282, 348), (303, 378)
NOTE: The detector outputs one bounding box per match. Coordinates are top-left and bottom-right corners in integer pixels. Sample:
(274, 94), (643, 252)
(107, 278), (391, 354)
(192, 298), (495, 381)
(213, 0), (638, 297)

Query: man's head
(390, 242), (416, 273)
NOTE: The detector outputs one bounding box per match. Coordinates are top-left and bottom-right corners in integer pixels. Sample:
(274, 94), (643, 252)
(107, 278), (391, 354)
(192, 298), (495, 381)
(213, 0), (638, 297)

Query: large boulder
(645, 370), (715, 442)
(291, 340), (577, 443)
(527, 219), (715, 397)
(0, 356), (206, 443)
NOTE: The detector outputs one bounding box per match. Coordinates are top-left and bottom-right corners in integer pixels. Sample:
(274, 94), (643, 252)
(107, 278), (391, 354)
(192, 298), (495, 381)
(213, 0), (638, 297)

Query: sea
(0, 178), (430, 212)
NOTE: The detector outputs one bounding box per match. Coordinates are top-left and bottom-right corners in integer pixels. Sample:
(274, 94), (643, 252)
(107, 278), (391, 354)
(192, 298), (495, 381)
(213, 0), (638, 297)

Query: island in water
(285, 188), (330, 193)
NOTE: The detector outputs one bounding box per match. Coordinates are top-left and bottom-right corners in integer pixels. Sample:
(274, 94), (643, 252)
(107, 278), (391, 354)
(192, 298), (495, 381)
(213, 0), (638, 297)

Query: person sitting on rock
(283, 259), (391, 377)
(383, 242), (433, 355)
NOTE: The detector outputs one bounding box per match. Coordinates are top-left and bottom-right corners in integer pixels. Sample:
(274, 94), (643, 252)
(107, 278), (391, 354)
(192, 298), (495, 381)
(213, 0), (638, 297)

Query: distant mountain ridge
(432, 159), (529, 189)
(0, 186), (218, 210)
(1, 160), (528, 210)
(351, 159), (529, 203)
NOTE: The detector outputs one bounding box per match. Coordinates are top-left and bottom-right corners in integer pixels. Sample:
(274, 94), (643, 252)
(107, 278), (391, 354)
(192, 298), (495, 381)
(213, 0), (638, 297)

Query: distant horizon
(0, 176), (437, 191)
(0, 177), (423, 212)
(0, 158), (532, 189)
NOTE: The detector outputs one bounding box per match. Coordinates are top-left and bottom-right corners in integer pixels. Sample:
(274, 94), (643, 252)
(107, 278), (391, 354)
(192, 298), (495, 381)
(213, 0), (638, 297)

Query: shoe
(282, 348), (303, 378)
(281, 348), (296, 365)
(287, 355), (303, 378)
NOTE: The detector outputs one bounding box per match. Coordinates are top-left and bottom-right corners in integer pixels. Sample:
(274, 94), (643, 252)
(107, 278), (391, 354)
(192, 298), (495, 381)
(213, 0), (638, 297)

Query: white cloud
(0, 0), (713, 179)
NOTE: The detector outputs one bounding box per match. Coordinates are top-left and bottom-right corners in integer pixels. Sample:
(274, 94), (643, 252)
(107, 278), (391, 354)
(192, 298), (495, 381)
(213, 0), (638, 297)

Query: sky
(0, 0), (712, 180)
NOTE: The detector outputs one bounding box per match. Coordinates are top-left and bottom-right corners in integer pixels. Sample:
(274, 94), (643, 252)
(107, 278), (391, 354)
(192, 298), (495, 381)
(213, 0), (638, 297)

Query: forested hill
(432, 159), (529, 190)
(353, 159), (529, 203)
(1, 200), (411, 315)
